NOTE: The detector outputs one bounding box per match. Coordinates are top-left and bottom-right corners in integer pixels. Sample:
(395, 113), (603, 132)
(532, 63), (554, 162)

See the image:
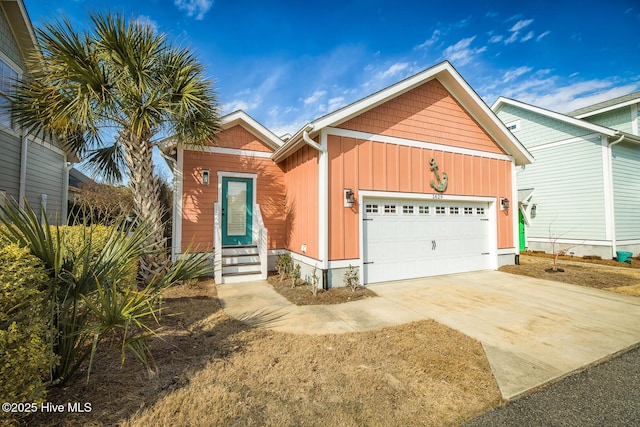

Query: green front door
(221, 177), (253, 245)
(518, 210), (526, 251)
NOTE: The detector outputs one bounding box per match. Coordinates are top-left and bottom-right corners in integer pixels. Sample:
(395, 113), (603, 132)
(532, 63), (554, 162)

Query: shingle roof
(568, 91), (640, 117)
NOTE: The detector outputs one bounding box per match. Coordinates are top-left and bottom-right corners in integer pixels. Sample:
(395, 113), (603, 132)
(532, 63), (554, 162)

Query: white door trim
(217, 171), (258, 246)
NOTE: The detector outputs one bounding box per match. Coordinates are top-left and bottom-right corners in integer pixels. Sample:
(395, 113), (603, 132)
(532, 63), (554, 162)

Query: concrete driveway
(217, 270), (640, 399)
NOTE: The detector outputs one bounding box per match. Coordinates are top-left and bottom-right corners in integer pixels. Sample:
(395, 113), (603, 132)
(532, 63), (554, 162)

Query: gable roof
(568, 91), (640, 118)
(159, 110), (284, 153)
(1, 0), (37, 64)
(273, 61), (533, 166)
(492, 97), (640, 144)
(220, 110), (283, 150)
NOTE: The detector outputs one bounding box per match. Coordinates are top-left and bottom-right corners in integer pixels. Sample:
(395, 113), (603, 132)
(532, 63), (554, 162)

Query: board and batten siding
(282, 144), (319, 259)
(326, 135), (514, 261)
(24, 140), (65, 223)
(519, 136), (607, 241)
(611, 142), (640, 240)
(497, 105), (592, 149)
(583, 108), (634, 135)
(181, 151), (287, 253)
(0, 128), (21, 199)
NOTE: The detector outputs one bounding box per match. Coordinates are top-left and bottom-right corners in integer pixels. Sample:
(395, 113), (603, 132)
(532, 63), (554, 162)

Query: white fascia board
(185, 145), (272, 158)
(272, 124), (313, 162)
(492, 97), (619, 137)
(573, 98), (640, 119)
(221, 110), (283, 150)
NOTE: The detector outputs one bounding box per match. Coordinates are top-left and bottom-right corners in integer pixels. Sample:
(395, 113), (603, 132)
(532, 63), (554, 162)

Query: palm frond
(84, 143), (127, 184)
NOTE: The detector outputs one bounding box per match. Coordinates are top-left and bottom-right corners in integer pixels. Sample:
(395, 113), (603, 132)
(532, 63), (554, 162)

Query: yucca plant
(0, 198), (213, 384)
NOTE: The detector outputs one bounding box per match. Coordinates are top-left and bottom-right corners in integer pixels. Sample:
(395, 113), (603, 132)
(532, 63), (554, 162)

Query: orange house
(165, 61), (533, 286)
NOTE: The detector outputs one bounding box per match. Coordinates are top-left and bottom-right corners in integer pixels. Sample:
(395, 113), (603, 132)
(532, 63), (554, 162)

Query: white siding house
(0, 0), (74, 224)
(492, 96), (640, 259)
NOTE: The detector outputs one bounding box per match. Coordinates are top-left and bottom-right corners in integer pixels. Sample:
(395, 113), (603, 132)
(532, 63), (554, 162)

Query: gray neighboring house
(492, 94), (640, 259)
(0, 0), (76, 224)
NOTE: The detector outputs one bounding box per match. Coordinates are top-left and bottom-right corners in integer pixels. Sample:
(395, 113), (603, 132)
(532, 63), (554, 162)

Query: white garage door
(363, 199), (492, 284)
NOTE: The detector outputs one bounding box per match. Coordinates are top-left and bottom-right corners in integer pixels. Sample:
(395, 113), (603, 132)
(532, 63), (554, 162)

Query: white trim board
(326, 127), (514, 162)
(358, 190), (495, 203)
(184, 145), (272, 158)
(574, 98), (640, 119)
(289, 251), (322, 267)
(318, 129), (329, 269)
(172, 145), (184, 260)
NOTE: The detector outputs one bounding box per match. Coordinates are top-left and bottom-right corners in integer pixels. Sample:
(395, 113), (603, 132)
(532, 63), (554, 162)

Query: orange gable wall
(180, 124), (286, 253)
(282, 145), (319, 259)
(327, 137), (514, 261)
(215, 125), (274, 152)
(339, 79), (505, 155)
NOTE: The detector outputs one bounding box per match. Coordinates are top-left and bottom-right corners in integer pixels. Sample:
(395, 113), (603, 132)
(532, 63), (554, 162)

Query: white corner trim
(511, 163), (519, 253)
(326, 127), (514, 162)
(601, 136), (614, 243)
(632, 104), (638, 136)
(318, 129), (329, 269)
(185, 145), (272, 158)
(172, 145), (184, 260)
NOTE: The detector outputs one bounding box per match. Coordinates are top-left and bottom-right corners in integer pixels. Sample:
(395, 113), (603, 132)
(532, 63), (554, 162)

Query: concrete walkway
(216, 271), (640, 399)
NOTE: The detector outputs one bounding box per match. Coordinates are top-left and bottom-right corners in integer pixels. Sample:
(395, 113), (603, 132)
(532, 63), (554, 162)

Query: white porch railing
(253, 204), (268, 280)
(214, 202), (222, 284)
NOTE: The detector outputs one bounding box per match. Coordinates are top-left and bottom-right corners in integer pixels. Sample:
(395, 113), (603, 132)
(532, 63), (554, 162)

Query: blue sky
(22, 0), (640, 178)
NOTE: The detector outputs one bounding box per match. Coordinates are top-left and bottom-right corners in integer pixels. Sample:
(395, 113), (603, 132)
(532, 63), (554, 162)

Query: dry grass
(501, 255), (640, 296)
(27, 279), (500, 426)
(268, 274), (377, 305)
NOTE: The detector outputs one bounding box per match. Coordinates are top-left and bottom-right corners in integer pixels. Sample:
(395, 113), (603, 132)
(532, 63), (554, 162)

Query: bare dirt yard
(27, 279), (501, 427)
(499, 253), (640, 297)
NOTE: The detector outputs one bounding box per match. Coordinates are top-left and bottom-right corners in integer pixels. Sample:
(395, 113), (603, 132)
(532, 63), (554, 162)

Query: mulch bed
(267, 274), (377, 305)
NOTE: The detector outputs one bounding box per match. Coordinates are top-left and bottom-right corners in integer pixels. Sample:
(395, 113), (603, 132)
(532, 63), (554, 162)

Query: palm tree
(10, 12), (221, 282)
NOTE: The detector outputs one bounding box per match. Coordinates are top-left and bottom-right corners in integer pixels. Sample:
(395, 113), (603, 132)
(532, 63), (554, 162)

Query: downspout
(61, 160), (74, 225)
(608, 134), (625, 257)
(302, 124), (324, 152)
(18, 131), (28, 208)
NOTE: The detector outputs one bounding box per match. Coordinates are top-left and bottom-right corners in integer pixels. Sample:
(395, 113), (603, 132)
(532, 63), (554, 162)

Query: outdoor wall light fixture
(500, 197), (510, 211)
(531, 204), (537, 216)
(344, 188), (355, 208)
(201, 170), (210, 185)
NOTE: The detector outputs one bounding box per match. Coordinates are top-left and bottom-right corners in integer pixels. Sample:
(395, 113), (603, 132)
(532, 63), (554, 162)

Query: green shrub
(276, 253), (294, 283)
(0, 244), (55, 424)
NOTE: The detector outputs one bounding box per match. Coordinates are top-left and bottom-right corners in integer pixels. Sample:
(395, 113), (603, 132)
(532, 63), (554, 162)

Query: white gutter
(302, 124), (324, 152)
(608, 134), (625, 257)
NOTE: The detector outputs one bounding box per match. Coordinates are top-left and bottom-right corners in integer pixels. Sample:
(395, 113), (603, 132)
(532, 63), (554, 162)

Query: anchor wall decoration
(429, 158), (448, 192)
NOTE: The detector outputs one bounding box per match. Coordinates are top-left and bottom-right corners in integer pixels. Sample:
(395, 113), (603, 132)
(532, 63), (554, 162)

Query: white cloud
(174, 0), (213, 20)
(503, 66), (532, 82)
(488, 35), (503, 43)
(328, 96), (346, 111)
(536, 31), (551, 41)
(376, 62), (409, 79)
(414, 29), (441, 50)
(135, 15), (159, 33)
(509, 19), (533, 32)
(221, 96), (262, 114)
(486, 11), (499, 18)
(303, 90), (327, 105)
(521, 31), (534, 42)
(442, 36), (487, 66)
(504, 31), (519, 44)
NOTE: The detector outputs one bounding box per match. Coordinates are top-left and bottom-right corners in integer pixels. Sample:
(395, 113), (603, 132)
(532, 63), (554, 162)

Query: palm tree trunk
(122, 133), (168, 284)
